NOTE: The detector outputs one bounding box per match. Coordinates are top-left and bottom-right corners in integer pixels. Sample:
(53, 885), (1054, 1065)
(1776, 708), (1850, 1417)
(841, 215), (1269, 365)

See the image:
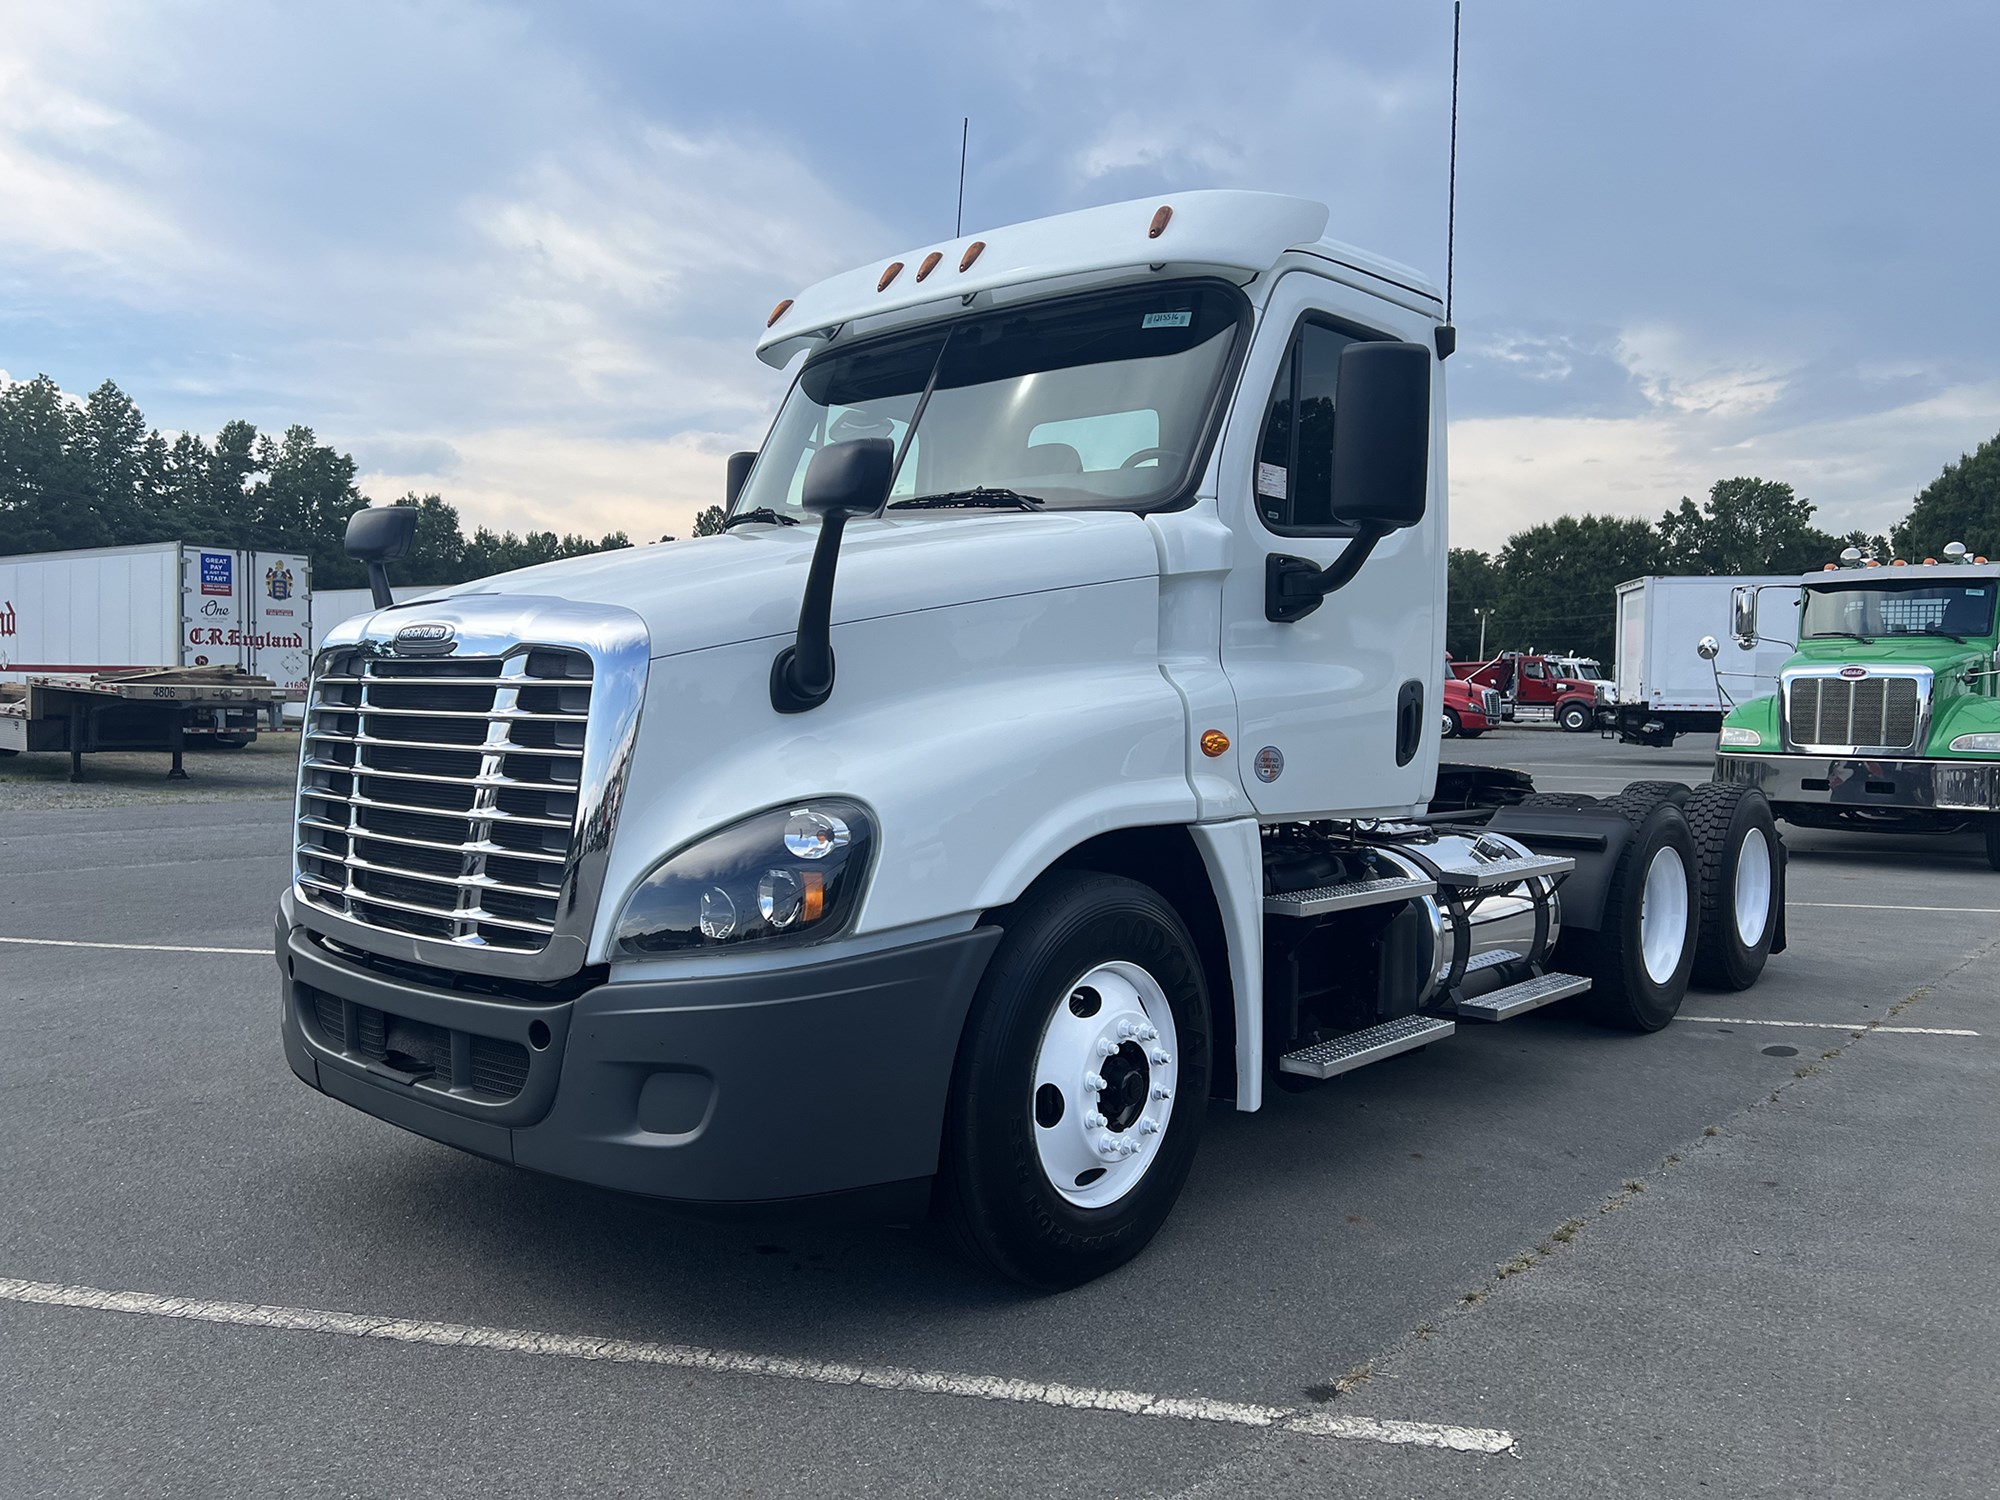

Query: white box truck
(277, 191), (1788, 1287)
(1611, 574), (1797, 746)
(0, 541), (313, 697)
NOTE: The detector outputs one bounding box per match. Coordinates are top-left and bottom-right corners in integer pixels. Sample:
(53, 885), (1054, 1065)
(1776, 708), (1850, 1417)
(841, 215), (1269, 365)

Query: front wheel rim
(1638, 845), (1690, 985)
(1733, 826), (1772, 948)
(1030, 960), (1179, 1210)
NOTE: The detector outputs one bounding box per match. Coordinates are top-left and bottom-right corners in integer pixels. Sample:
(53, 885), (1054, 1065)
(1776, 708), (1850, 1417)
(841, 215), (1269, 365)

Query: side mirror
(1730, 586), (1757, 649)
(801, 437), (893, 518)
(345, 505), (419, 608)
(1697, 635), (1721, 661)
(1266, 340), (1432, 624)
(1329, 341), (1432, 530)
(771, 439), (895, 713)
(725, 450), (757, 509)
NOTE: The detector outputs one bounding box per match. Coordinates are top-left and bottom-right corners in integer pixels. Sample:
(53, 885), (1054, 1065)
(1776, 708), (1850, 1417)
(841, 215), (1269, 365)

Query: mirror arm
(770, 511), (853, 713)
(1264, 524), (1390, 623)
(367, 560), (394, 610)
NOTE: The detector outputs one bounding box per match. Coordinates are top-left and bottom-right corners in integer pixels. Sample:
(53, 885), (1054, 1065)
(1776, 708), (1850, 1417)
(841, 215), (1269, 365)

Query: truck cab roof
(757, 190), (1441, 368)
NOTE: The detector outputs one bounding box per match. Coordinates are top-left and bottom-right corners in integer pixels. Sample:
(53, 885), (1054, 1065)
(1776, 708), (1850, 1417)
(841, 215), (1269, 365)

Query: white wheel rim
(1030, 960), (1179, 1210)
(1638, 845), (1690, 985)
(1733, 826), (1772, 948)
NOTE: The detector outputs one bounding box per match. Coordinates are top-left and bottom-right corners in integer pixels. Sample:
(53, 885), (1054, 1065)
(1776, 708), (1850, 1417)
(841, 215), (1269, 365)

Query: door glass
(1291, 324), (1357, 530)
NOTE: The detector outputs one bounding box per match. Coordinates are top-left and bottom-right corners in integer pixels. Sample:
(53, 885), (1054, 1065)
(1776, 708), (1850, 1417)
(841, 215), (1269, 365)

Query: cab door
(1215, 271), (1446, 819)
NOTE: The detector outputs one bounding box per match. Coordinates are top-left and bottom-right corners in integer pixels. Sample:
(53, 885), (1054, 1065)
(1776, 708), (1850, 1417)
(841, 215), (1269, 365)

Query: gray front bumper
(1714, 752), (2000, 814)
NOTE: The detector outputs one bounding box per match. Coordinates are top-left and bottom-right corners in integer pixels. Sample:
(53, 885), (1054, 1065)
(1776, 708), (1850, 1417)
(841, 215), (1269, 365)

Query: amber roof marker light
(958, 240), (985, 273)
(877, 261), (904, 292)
(916, 251), (943, 282)
(1148, 204), (1173, 239)
(766, 298), (794, 328)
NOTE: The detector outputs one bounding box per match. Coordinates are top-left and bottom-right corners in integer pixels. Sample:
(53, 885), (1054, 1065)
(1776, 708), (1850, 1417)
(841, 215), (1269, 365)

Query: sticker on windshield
(1142, 311), (1192, 329)
(1257, 462), (1289, 499)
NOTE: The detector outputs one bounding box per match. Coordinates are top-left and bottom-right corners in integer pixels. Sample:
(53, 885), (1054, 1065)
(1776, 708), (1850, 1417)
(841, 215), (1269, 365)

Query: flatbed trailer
(0, 668), (287, 781)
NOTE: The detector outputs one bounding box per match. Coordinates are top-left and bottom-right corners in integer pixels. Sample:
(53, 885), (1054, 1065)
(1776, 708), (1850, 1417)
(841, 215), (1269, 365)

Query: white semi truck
(278, 192), (1786, 1287)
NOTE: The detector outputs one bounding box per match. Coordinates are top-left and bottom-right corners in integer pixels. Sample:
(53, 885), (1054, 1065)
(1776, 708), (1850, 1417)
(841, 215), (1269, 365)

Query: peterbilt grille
(1787, 674), (1922, 751)
(295, 647), (593, 951)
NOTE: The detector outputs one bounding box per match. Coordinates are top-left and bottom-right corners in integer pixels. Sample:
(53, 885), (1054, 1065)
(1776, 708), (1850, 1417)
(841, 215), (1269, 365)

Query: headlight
(614, 801), (875, 956)
(1719, 726), (1763, 747)
(1949, 732), (2000, 753)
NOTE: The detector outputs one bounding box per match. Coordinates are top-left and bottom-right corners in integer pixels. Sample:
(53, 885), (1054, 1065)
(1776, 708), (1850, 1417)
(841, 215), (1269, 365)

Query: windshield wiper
(1890, 627), (1969, 643)
(722, 507), (800, 529)
(888, 487), (1046, 512)
(1807, 630), (1875, 644)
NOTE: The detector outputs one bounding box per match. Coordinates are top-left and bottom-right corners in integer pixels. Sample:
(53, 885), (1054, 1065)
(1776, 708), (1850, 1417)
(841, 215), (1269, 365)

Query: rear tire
(1686, 784), (1780, 990)
(1558, 701), (1594, 732)
(1520, 791), (1599, 809)
(936, 872), (1211, 1289)
(1573, 796), (1699, 1031)
(1618, 779), (1692, 810)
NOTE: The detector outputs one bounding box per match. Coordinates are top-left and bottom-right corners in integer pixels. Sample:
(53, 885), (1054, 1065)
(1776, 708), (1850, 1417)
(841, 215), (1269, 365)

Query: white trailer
(0, 542), (313, 698)
(1612, 574), (1797, 745)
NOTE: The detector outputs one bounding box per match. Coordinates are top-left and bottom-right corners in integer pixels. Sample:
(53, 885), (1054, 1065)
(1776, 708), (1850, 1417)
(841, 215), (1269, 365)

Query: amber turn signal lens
(877, 261), (904, 292)
(958, 240), (985, 272)
(1200, 729), (1230, 758)
(1148, 204), (1173, 239)
(916, 251), (943, 281)
(801, 872), (826, 923)
(766, 298), (794, 328)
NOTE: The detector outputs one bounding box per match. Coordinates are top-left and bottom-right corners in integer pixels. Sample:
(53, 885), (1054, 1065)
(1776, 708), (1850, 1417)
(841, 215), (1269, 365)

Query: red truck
(1441, 675), (1500, 738)
(1450, 652), (1607, 732)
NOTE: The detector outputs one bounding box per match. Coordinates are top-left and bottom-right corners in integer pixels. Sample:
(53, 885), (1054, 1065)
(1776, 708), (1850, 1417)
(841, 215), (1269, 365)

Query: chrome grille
(295, 647), (593, 951)
(1787, 674), (1922, 751)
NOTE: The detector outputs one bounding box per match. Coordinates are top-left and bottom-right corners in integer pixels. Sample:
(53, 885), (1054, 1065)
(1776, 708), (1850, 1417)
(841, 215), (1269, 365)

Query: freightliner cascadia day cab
(1715, 549), (2000, 870)
(279, 192), (1788, 1287)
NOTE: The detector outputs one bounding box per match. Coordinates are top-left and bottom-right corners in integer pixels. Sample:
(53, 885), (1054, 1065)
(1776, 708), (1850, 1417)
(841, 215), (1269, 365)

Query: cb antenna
(956, 117), (969, 237)
(1437, 0), (1461, 360)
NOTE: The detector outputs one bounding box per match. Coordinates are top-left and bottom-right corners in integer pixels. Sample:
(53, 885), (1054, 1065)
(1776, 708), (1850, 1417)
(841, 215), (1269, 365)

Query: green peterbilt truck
(1714, 546), (2000, 870)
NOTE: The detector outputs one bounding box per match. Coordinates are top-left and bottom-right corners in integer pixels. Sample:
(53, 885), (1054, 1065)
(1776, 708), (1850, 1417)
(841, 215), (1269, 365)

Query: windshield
(1801, 580), (1998, 640)
(734, 280), (1245, 519)
(1559, 658), (1606, 681)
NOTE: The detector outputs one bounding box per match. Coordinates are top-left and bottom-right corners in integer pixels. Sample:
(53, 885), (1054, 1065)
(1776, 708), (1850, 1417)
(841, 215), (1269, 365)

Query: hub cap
(1733, 826), (1772, 947)
(1030, 961), (1179, 1209)
(1639, 845), (1690, 985)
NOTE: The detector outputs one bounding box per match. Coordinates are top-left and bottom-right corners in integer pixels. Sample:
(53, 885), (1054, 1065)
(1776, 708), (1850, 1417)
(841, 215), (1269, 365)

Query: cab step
(1460, 946), (1525, 975)
(1455, 970), (1591, 1021)
(1431, 852), (1575, 889)
(1278, 1014), (1455, 1079)
(1264, 874), (1436, 918)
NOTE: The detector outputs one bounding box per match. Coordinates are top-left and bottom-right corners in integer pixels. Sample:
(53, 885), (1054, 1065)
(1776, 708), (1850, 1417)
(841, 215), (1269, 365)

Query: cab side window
(1253, 319), (1363, 533)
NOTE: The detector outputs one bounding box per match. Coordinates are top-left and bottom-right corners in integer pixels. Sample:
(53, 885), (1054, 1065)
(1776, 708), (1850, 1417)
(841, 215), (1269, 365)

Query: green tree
(390, 493), (469, 582)
(1446, 547), (1499, 660)
(1656, 476), (1840, 575)
(1891, 433), (2000, 561)
(692, 504), (726, 537)
(1496, 514), (1661, 664)
(0, 375), (92, 553)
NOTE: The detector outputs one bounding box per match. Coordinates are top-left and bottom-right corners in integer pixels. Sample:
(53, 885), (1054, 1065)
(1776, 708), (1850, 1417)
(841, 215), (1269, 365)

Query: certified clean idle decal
(1254, 746), (1284, 783)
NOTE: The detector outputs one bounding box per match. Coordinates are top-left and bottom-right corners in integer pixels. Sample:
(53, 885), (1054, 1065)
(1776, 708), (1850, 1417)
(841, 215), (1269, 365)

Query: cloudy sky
(3, 1), (1996, 553)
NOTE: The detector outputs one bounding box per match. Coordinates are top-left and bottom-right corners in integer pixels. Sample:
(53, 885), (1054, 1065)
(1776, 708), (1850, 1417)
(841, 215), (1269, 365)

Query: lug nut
(1098, 1039), (1118, 1057)
(1152, 1087), (1171, 1101)
(1150, 1049), (1170, 1066)
(1139, 1118), (1160, 1135)
(1098, 1139), (1120, 1156)
(1084, 1111), (1106, 1129)
(1084, 1073), (1106, 1092)
(1116, 1020), (1136, 1039)
(1139, 1024), (1158, 1042)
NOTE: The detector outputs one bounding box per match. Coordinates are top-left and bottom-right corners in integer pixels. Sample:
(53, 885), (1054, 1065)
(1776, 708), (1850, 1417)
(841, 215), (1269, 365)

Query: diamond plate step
(1278, 1014), (1455, 1079)
(1455, 970), (1591, 1021)
(1459, 947), (1525, 975)
(1264, 874), (1436, 918)
(1432, 853), (1574, 889)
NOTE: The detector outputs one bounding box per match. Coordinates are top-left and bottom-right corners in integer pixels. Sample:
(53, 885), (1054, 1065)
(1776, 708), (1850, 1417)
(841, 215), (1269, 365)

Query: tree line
(0, 376), (633, 590)
(1449, 436), (2000, 664)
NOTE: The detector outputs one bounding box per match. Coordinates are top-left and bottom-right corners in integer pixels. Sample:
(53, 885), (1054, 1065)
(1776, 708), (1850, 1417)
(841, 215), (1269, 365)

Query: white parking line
(1789, 902), (2000, 916)
(0, 1276), (1514, 1455)
(0, 936), (264, 955)
(1682, 1016), (1980, 1037)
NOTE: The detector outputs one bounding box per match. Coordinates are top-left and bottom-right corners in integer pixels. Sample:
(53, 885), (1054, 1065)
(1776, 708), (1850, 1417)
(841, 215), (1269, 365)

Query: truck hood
(1790, 637), (1995, 699)
(409, 510), (1163, 659)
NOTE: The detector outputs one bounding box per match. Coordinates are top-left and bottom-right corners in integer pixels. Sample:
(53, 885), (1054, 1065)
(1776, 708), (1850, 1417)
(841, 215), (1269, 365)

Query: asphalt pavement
(2, 725), (1995, 1497)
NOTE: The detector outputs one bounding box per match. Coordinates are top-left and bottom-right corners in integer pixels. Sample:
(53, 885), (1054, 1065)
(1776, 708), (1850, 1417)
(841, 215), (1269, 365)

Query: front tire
(936, 872), (1211, 1289)
(1558, 701), (1594, 732)
(1442, 709), (1462, 739)
(1687, 784), (1780, 990)
(1985, 818), (2000, 872)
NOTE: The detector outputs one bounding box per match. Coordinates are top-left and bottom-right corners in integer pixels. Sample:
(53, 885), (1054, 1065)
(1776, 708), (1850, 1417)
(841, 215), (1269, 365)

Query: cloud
(1614, 324), (1788, 418)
